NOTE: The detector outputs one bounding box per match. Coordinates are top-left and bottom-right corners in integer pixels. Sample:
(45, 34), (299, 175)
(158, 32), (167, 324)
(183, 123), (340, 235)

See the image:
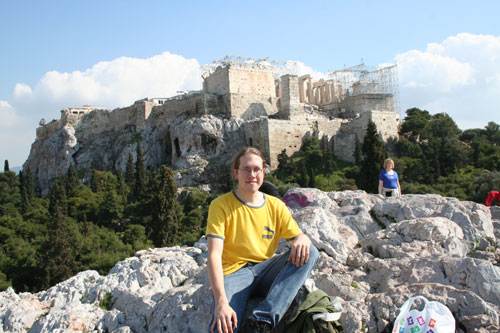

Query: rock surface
(1, 190), (499, 332)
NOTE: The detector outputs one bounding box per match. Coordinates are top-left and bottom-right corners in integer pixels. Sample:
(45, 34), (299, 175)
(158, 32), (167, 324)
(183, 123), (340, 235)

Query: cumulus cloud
(396, 33), (500, 130)
(3, 52), (202, 166)
(0, 100), (20, 128)
(11, 51), (202, 120)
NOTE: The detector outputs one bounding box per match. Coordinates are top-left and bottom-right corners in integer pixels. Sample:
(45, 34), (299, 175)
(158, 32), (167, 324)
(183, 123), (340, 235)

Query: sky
(1, 0), (499, 167)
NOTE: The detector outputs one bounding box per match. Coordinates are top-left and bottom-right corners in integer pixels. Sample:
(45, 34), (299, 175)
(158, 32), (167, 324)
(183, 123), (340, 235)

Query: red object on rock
(484, 191), (500, 206)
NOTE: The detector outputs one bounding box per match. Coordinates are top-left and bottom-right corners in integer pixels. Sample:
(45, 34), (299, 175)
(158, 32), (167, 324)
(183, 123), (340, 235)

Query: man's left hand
(288, 233), (311, 267)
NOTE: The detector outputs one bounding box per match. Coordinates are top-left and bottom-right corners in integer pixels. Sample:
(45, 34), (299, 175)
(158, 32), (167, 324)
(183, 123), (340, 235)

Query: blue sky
(1, 0), (500, 166)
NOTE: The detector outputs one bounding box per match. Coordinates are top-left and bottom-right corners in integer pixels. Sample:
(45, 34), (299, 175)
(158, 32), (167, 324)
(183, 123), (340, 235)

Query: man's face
(233, 153), (265, 193)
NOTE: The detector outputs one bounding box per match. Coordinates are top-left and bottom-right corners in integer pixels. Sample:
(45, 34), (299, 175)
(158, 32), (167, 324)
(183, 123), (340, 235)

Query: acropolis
(26, 55), (401, 192)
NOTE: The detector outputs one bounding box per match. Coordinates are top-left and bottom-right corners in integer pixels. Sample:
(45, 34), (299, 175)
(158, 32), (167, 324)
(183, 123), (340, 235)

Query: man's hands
(288, 233), (311, 267)
(211, 301), (238, 333)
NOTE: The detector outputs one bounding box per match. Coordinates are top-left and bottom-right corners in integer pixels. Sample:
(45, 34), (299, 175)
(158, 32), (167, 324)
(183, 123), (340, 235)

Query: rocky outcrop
(24, 103), (246, 195)
(1, 190), (499, 332)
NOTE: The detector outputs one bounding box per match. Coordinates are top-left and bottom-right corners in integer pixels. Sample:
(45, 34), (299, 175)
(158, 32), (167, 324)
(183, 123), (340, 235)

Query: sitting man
(206, 147), (319, 333)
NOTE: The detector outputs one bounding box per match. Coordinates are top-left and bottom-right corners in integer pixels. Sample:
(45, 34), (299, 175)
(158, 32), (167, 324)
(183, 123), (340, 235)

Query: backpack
(286, 288), (344, 333)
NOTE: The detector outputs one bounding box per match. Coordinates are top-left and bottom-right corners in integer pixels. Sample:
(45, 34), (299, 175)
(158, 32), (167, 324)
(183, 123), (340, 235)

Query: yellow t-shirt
(206, 191), (301, 275)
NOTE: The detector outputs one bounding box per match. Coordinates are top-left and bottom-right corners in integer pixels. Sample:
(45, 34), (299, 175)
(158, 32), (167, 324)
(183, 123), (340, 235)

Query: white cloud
(0, 100), (20, 128)
(396, 33), (500, 130)
(284, 61), (325, 80)
(3, 52), (202, 166)
(11, 51), (202, 120)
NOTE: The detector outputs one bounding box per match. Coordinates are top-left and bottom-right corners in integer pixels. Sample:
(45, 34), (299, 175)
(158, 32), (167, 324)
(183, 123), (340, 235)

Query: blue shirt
(379, 170), (399, 189)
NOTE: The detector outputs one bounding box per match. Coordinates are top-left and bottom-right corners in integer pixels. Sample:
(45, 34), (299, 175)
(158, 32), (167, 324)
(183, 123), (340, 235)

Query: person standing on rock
(206, 147), (319, 333)
(378, 158), (401, 197)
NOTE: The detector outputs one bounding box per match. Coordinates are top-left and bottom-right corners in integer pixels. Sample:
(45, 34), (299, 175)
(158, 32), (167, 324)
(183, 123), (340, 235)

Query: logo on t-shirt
(262, 226), (275, 239)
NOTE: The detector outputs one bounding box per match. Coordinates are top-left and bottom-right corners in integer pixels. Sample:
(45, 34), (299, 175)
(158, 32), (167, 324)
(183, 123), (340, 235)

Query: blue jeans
(209, 245), (319, 332)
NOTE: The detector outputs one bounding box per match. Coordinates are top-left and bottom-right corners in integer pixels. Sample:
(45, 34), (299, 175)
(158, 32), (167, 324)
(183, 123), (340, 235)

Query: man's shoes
(242, 318), (273, 333)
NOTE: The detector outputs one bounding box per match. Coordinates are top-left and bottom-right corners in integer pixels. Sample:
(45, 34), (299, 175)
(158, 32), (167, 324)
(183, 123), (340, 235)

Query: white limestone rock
(1, 191), (499, 333)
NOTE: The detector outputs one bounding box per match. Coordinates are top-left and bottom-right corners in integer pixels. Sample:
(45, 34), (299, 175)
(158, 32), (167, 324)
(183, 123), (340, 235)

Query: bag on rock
(393, 295), (455, 333)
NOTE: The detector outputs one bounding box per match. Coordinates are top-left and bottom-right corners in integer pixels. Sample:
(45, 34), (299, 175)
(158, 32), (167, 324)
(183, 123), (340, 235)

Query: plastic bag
(392, 295), (455, 333)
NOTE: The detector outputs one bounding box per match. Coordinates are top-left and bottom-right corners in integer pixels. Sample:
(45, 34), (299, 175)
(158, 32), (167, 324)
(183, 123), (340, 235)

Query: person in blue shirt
(378, 158), (401, 197)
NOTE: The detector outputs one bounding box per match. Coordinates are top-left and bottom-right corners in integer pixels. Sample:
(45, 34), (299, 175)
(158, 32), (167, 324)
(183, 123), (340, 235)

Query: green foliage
(1, 110), (498, 293)
(359, 121), (388, 193)
(150, 166), (179, 247)
(134, 144), (146, 201)
(99, 292), (114, 310)
(125, 152), (135, 188)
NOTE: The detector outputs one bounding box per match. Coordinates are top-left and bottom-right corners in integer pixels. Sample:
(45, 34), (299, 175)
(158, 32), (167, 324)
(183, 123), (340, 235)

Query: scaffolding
(327, 63), (400, 114)
(202, 55), (304, 80)
(201, 56), (401, 114)
(202, 55), (287, 75)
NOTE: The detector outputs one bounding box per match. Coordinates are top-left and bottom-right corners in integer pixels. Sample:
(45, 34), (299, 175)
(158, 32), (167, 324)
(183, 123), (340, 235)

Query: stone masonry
(24, 57), (400, 193)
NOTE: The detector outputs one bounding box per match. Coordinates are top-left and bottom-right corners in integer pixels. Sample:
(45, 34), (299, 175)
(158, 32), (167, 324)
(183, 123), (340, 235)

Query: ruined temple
(24, 56), (400, 193)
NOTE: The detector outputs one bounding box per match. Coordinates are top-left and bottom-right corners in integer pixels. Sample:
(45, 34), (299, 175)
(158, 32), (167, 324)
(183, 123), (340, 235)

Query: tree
(4, 160), (9, 172)
(354, 138), (362, 165)
(151, 166), (179, 247)
(301, 137), (323, 173)
(134, 144), (146, 200)
(44, 180), (76, 288)
(358, 121), (388, 193)
(125, 152), (135, 186)
(66, 164), (79, 195)
(485, 121), (500, 146)
(116, 170), (127, 198)
(323, 153), (337, 186)
(49, 180), (67, 217)
(19, 171), (30, 214)
(429, 113), (462, 177)
(91, 169), (102, 193)
(308, 167), (316, 188)
(400, 108), (432, 140)
(298, 161), (308, 187)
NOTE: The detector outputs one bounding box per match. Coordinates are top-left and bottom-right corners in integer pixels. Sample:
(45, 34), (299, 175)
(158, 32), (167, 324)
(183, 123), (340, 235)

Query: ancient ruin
(24, 56), (401, 193)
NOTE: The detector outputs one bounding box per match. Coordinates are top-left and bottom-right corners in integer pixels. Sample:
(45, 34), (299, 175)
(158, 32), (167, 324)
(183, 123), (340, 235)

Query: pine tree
(299, 161), (308, 187)
(151, 166), (179, 247)
(116, 170), (127, 197)
(308, 167), (316, 188)
(66, 164), (78, 195)
(358, 121), (388, 193)
(324, 153), (336, 186)
(354, 138), (362, 165)
(24, 166), (34, 200)
(91, 169), (101, 193)
(20, 167), (35, 213)
(4, 160), (9, 172)
(19, 171), (29, 214)
(134, 144), (146, 200)
(44, 180), (76, 287)
(49, 180), (68, 217)
(125, 152), (135, 186)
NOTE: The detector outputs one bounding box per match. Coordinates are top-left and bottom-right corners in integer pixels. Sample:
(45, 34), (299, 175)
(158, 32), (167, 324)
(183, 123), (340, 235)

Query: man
(206, 147), (319, 333)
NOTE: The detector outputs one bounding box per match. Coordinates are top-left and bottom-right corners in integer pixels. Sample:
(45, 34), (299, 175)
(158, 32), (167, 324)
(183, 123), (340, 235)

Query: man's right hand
(211, 301), (238, 333)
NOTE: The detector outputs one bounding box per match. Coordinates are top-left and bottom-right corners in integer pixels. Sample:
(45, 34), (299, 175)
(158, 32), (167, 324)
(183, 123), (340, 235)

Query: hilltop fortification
(24, 56), (400, 194)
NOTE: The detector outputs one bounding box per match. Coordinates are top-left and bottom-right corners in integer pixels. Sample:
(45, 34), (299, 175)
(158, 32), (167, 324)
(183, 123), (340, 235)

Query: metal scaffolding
(201, 56), (401, 114)
(327, 63), (400, 114)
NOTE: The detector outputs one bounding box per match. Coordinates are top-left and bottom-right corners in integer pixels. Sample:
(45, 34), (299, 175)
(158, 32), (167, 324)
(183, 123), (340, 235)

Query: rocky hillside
(1, 190), (499, 332)
(24, 104), (246, 196)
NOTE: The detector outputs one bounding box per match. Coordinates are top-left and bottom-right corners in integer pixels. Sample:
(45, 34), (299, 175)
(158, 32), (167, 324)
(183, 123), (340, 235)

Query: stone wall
(267, 119), (315, 167)
(333, 110), (400, 162)
(241, 118), (271, 163)
(203, 66), (230, 95)
(203, 66), (276, 118)
(341, 93), (394, 114)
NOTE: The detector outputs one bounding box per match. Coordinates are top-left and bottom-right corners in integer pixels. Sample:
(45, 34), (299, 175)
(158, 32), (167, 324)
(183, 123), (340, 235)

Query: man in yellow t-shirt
(206, 147), (319, 333)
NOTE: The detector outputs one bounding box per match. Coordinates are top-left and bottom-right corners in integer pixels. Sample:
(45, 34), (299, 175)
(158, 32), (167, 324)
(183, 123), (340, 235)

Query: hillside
(1, 189), (499, 332)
